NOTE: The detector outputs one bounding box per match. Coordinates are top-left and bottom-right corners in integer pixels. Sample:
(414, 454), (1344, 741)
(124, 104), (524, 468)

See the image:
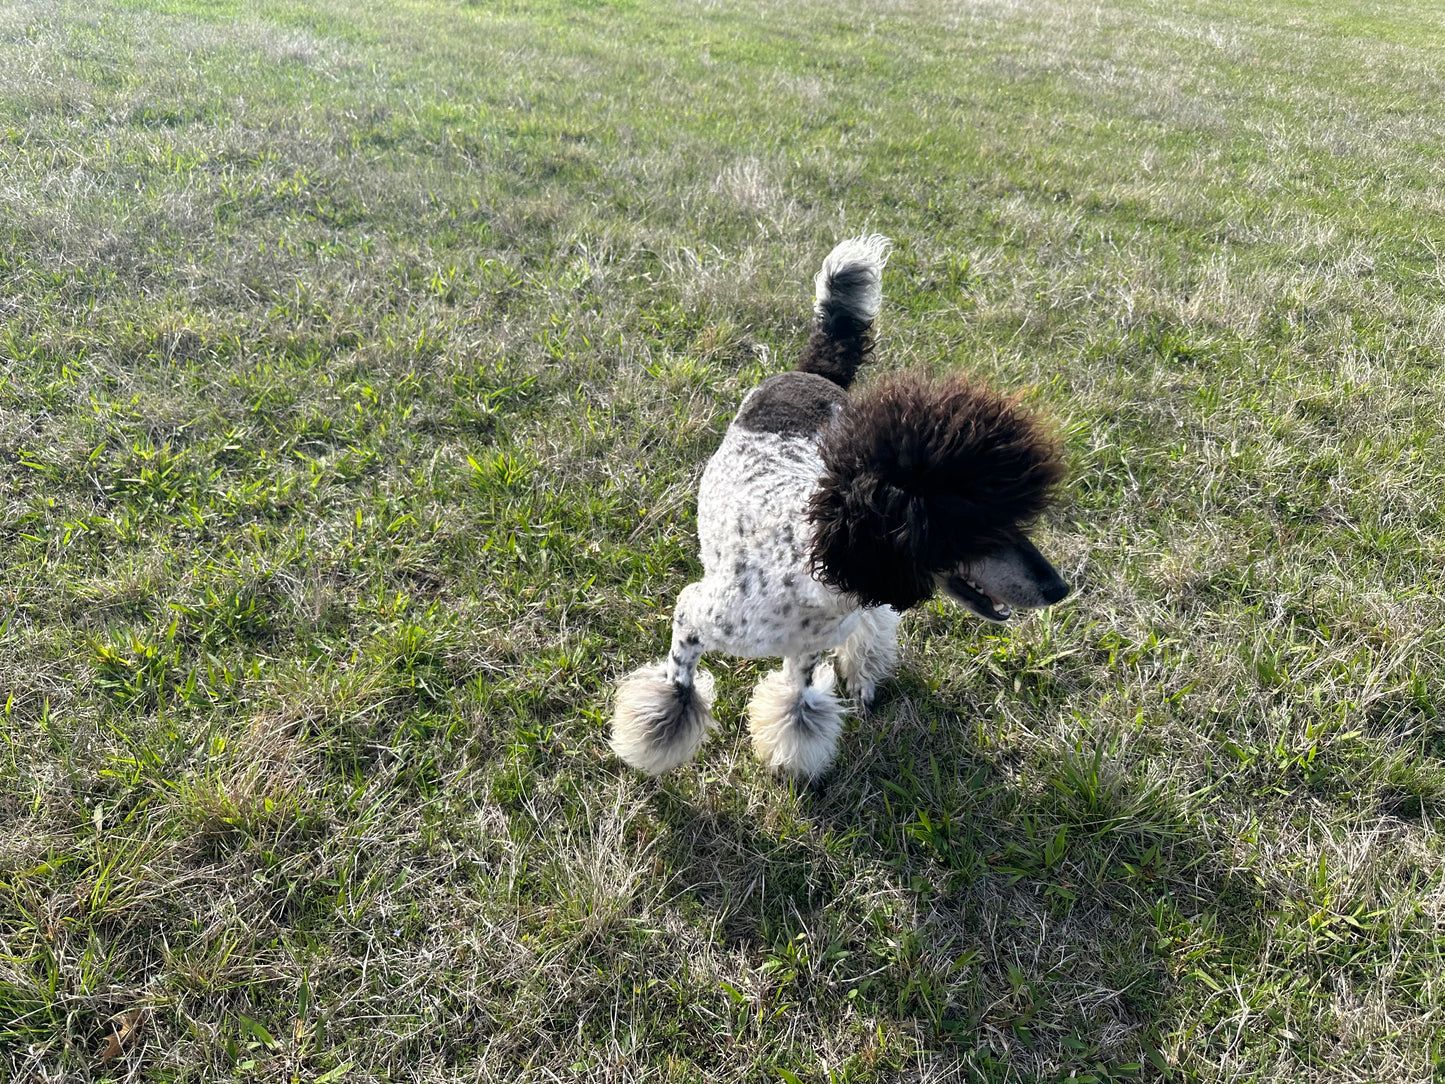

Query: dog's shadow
(646, 676), (1263, 1076)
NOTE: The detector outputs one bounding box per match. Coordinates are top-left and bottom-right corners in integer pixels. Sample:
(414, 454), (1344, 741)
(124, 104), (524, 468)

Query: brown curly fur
(807, 373), (1065, 610)
(795, 320), (874, 389)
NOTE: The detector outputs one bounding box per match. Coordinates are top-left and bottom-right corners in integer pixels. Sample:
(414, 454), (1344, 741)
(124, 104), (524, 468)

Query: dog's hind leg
(833, 606), (901, 709)
(611, 583), (718, 775)
(748, 653), (844, 781)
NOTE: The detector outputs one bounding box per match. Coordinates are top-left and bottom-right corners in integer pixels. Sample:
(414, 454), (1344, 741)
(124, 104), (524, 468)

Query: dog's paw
(833, 663), (877, 711)
(847, 679), (878, 712)
(748, 666), (842, 781)
(611, 663), (716, 774)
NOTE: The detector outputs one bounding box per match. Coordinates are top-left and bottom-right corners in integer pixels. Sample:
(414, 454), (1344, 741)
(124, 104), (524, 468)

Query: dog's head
(808, 372), (1069, 620)
(934, 533), (1069, 623)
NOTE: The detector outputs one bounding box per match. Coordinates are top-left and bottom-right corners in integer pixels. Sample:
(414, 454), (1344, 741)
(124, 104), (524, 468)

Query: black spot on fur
(734, 372), (846, 435)
(795, 704), (823, 736)
(807, 372), (1065, 610)
(682, 632), (700, 647)
(645, 680), (703, 747)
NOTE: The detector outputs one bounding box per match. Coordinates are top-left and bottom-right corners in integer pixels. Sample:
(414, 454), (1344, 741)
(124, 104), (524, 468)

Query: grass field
(2, 0), (1444, 1079)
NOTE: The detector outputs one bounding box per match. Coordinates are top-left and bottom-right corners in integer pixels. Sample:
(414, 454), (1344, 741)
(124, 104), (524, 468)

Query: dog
(611, 235), (1070, 780)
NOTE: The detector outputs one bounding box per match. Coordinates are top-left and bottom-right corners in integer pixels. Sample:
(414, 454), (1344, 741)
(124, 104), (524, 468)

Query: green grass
(1, 0), (1444, 1079)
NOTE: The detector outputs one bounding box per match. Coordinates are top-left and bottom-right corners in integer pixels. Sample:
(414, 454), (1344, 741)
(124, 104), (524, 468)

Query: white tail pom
(813, 234), (892, 326)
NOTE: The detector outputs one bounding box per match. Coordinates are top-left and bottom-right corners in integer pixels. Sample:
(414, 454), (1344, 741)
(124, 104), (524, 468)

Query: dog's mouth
(944, 575), (1012, 623)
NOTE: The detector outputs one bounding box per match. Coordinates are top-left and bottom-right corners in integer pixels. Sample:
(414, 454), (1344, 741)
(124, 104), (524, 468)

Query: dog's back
(695, 233), (892, 572)
(690, 238), (894, 652)
(699, 370), (844, 552)
(693, 374), (846, 657)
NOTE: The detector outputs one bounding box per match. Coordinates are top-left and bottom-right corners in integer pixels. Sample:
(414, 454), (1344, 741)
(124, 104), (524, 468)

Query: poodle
(611, 235), (1070, 780)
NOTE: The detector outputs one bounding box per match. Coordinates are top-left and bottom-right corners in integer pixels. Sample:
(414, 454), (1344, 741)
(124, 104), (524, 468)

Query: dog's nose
(1042, 578), (1070, 605)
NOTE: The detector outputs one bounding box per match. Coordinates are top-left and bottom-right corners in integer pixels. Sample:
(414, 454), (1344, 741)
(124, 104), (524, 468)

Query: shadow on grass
(644, 675), (1266, 1079)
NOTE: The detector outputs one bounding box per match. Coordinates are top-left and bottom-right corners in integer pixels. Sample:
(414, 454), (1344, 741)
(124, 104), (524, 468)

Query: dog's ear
(807, 373), (1064, 609)
(808, 476), (937, 609)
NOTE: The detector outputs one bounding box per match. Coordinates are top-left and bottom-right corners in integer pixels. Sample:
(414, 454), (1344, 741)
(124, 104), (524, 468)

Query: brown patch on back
(733, 371), (847, 436)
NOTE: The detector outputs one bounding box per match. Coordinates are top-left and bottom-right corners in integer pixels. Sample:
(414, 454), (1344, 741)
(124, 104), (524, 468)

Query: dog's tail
(795, 234), (892, 389)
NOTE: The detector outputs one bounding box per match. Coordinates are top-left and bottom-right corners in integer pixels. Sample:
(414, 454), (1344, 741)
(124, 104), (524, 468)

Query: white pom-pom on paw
(747, 663), (843, 781)
(610, 663), (716, 775)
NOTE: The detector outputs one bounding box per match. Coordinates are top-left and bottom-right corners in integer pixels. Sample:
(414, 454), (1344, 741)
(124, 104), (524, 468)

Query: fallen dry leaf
(99, 1008), (148, 1062)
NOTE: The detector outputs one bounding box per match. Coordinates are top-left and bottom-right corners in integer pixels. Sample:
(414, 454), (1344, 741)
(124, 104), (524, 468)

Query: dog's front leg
(610, 583), (718, 774)
(747, 652), (844, 781)
(833, 606), (901, 709)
